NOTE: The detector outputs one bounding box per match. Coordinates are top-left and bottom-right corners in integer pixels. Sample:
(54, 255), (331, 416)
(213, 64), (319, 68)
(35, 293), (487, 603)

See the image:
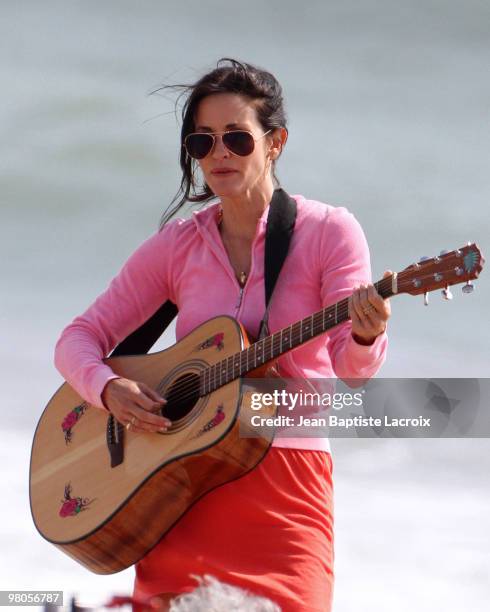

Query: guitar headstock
(396, 243), (484, 297)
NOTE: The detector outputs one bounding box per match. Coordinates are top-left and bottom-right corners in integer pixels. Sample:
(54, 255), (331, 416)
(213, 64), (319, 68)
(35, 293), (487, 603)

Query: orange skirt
(133, 448), (334, 612)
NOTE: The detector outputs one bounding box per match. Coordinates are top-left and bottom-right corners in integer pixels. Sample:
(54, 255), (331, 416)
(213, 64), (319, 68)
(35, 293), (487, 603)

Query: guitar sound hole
(162, 373), (200, 422)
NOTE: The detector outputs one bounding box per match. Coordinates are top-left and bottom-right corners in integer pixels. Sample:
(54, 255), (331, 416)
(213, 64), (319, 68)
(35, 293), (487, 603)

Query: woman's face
(192, 93), (276, 199)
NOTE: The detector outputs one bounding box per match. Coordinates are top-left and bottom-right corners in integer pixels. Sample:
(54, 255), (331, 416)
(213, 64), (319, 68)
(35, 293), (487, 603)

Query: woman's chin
(208, 178), (243, 198)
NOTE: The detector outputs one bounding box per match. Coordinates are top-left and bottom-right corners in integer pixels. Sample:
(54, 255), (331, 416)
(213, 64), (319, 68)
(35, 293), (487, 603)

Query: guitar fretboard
(200, 277), (393, 395)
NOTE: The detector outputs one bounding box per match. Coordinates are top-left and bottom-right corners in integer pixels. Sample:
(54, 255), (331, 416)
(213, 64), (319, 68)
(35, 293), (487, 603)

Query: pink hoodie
(54, 194), (388, 452)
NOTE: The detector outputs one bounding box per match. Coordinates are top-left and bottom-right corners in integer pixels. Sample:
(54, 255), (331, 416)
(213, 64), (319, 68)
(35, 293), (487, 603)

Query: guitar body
(30, 316), (276, 574)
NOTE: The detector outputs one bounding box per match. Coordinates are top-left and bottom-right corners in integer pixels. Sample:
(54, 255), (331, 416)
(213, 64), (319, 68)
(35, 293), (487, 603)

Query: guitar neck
(200, 276), (395, 395)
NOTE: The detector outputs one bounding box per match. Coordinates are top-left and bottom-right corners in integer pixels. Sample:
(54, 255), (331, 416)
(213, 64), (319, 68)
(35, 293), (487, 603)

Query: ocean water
(1, 0), (489, 609)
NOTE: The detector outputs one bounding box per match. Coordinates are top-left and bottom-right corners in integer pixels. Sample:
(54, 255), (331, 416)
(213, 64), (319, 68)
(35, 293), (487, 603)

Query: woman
(55, 58), (391, 611)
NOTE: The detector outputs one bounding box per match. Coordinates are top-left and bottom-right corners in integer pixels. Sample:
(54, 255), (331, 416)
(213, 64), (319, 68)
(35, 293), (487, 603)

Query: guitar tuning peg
(439, 250), (449, 256)
(424, 292), (429, 306)
(462, 281), (474, 294)
(419, 256), (430, 263)
(442, 285), (453, 300)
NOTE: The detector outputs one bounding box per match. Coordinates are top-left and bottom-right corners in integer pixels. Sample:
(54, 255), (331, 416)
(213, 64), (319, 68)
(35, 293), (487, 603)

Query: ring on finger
(126, 415), (137, 431)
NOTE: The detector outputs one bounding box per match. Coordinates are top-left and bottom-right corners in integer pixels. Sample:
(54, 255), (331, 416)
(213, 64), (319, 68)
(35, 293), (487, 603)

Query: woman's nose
(211, 135), (230, 158)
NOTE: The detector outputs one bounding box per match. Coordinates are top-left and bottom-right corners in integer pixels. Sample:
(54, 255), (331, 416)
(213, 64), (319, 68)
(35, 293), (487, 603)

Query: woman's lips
(211, 168), (237, 175)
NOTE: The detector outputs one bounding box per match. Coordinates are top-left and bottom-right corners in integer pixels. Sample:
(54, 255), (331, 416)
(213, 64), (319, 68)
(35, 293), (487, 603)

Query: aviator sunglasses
(183, 129), (272, 160)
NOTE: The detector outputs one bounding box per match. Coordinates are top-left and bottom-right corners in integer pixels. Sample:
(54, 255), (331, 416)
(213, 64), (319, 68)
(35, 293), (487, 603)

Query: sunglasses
(183, 129), (272, 160)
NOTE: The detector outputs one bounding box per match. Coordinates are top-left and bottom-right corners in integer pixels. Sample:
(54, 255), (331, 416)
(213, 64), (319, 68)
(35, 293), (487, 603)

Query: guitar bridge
(106, 414), (124, 468)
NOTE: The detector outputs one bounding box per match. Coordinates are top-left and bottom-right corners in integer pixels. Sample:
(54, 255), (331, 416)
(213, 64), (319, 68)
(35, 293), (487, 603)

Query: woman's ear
(269, 127), (288, 159)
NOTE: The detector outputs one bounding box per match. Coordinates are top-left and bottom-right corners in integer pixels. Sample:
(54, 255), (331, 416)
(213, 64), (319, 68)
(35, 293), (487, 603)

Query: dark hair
(154, 58), (288, 227)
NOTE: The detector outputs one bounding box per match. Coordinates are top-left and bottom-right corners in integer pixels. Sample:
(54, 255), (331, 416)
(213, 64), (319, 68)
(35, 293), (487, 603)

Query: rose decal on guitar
(193, 406), (226, 439)
(59, 483), (93, 518)
(61, 402), (88, 444)
(197, 332), (225, 351)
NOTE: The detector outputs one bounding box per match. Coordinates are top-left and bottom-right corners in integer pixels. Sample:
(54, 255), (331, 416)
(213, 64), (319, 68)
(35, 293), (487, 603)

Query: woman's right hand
(101, 377), (171, 434)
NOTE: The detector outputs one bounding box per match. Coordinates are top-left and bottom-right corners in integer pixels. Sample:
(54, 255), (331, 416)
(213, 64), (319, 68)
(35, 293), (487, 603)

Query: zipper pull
(236, 286), (244, 309)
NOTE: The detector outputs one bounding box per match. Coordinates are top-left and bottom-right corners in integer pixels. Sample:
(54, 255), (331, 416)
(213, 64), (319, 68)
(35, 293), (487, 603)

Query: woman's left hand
(348, 270), (392, 345)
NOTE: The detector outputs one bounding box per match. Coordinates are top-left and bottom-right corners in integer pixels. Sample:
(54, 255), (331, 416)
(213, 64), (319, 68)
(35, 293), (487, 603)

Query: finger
(366, 284), (384, 309)
(114, 401), (144, 425)
(135, 405), (172, 428)
(360, 297), (385, 330)
(359, 284), (377, 311)
(126, 413), (169, 434)
(353, 285), (371, 321)
(359, 286), (388, 337)
(367, 281), (392, 320)
(350, 287), (361, 319)
(133, 385), (167, 413)
(349, 293), (367, 332)
(126, 421), (155, 434)
(367, 284), (392, 320)
(140, 383), (167, 408)
(361, 304), (388, 336)
(123, 397), (171, 429)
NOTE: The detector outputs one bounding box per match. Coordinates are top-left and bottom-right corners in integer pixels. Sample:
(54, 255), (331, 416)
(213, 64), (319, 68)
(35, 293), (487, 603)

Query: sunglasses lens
(222, 131), (255, 156)
(185, 134), (214, 159)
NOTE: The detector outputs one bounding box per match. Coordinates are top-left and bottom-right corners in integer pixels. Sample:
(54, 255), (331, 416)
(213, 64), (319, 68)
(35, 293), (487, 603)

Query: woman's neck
(218, 182), (274, 242)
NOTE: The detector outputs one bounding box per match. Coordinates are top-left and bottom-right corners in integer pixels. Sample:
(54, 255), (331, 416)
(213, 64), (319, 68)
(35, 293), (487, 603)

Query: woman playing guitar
(54, 58), (391, 611)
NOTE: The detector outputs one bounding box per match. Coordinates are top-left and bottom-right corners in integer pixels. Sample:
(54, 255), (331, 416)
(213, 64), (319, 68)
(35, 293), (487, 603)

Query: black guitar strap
(110, 187), (297, 357)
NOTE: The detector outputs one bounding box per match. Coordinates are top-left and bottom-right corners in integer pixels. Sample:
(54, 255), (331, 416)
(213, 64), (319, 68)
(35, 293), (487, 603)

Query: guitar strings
(160, 267), (453, 408)
(156, 270), (448, 408)
(156, 267), (465, 409)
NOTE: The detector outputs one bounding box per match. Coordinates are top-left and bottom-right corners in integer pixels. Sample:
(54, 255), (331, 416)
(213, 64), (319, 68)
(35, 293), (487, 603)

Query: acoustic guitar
(30, 244), (483, 574)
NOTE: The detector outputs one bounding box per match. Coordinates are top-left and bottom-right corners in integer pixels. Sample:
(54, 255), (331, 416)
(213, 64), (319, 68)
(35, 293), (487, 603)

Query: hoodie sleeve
(320, 207), (388, 384)
(54, 220), (182, 409)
